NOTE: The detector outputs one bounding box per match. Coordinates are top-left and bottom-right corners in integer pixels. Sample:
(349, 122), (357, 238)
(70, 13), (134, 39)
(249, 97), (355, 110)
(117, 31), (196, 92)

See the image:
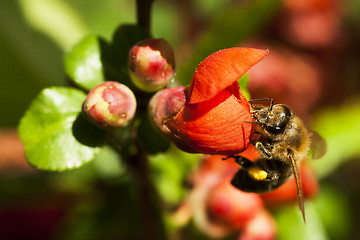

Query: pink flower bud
(128, 38), (175, 92)
(82, 81), (136, 128)
(148, 86), (197, 153)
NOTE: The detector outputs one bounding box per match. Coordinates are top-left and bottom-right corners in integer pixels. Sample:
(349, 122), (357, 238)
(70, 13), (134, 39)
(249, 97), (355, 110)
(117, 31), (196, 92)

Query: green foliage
(18, 23), (157, 171)
(238, 73), (250, 99)
(0, 1), (64, 127)
(8, 0), (360, 239)
(312, 100), (360, 178)
(150, 147), (200, 205)
(65, 36), (106, 91)
(275, 184), (351, 240)
(313, 185), (351, 240)
(275, 202), (328, 240)
(137, 115), (171, 155)
(18, 87), (105, 171)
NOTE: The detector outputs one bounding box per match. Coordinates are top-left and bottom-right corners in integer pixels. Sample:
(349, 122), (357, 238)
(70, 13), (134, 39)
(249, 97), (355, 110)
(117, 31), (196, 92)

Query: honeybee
(225, 99), (326, 222)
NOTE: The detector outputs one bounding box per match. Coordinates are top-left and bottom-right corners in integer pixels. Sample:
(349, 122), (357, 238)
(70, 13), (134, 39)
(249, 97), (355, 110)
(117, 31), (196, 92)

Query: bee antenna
(269, 99), (274, 111)
(244, 121), (264, 126)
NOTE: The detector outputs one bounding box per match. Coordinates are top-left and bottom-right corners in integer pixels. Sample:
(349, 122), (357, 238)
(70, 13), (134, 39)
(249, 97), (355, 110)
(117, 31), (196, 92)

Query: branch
(136, 0), (154, 32)
(108, 127), (165, 240)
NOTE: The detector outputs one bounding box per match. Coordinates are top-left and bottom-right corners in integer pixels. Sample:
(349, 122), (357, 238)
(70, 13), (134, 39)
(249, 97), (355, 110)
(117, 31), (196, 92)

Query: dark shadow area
(72, 113), (107, 147)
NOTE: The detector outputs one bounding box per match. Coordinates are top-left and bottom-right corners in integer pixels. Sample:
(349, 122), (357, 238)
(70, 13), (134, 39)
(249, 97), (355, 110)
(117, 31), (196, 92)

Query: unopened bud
(128, 38), (175, 92)
(82, 81), (136, 128)
(148, 86), (197, 153)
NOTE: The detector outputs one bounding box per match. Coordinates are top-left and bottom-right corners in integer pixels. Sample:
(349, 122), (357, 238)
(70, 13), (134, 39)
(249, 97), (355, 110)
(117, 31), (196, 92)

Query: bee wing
(290, 154), (306, 223)
(309, 131), (327, 160)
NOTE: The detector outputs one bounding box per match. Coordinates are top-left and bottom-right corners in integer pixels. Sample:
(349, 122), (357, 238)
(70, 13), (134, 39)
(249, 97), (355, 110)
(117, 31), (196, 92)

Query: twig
(108, 125), (165, 240)
(136, 0), (154, 32)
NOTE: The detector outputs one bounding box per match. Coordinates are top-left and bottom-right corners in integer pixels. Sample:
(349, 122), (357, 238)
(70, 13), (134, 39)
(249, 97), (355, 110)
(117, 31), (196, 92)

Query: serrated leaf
(65, 35), (106, 91)
(18, 87), (105, 171)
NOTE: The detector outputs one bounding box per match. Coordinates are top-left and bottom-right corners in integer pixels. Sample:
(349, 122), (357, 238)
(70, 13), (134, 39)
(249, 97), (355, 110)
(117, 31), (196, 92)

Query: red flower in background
(150, 48), (268, 155)
(179, 147), (319, 240)
(248, 46), (322, 120)
(279, 0), (341, 48)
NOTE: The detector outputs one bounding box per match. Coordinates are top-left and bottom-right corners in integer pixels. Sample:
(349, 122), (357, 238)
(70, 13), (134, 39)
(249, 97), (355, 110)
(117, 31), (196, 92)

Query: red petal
(167, 90), (253, 155)
(188, 48), (269, 104)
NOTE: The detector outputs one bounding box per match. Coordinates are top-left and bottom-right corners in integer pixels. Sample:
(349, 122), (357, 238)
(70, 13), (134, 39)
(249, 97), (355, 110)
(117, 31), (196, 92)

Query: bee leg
(234, 156), (269, 181)
(255, 142), (272, 158)
(222, 155), (234, 161)
(222, 155), (253, 169)
(233, 156), (253, 169)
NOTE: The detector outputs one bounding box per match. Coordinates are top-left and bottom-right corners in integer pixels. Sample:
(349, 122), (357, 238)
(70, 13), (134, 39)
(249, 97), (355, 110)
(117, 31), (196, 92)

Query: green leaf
(177, 0), (281, 85)
(238, 73), (250, 99)
(65, 35), (106, 91)
(150, 147), (200, 205)
(18, 87), (105, 171)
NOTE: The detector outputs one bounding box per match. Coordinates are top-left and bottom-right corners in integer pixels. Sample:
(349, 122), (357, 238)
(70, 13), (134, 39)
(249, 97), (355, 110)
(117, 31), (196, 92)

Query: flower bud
(148, 86), (197, 153)
(128, 38), (175, 92)
(82, 81), (136, 128)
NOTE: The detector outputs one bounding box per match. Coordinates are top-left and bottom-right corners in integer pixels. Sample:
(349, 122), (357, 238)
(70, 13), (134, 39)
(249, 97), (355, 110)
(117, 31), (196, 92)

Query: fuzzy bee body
(226, 99), (326, 222)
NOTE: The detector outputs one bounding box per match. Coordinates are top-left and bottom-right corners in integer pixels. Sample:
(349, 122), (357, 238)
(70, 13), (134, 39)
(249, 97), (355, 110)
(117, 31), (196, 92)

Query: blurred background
(1, 0), (360, 239)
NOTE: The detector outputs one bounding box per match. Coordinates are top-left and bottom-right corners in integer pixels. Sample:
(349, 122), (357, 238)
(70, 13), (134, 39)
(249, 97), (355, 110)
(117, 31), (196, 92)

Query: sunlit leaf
(65, 36), (106, 91)
(18, 87), (105, 171)
(19, 0), (88, 50)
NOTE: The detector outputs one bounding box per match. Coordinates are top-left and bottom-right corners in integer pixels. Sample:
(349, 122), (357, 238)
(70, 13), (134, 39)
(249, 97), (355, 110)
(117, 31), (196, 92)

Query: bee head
(253, 104), (292, 134)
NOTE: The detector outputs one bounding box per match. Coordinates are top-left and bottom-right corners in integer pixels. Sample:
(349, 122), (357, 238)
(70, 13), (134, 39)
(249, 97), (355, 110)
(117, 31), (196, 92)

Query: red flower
(186, 154), (276, 239)
(150, 48), (268, 155)
(182, 150), (318, 239)
(279, 0), (341, 48)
